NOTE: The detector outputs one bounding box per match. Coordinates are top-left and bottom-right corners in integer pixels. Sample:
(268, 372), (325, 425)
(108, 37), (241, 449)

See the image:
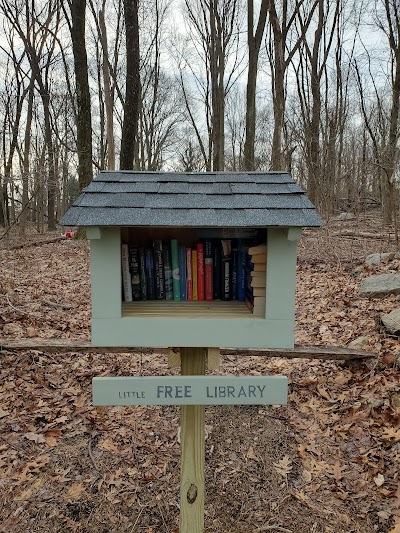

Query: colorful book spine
(197, 243), (205, 300)
(129, 246), (141, 301)
(153, 240), (165, 300)
(231, 248), (238, 300)
(163, 242), (173, 301)
(171, 239), (180, 301)
(205, 240), (213, 301)
(138, 247), (147, 300)
(213, 241), (221, 300)
(221, 239), (231, 300)
(145, 248), (155, 300)
(121, 244), (133, 302)
(186, 247), (193, 301)
(179, 245), (187, 300)
(192, 249), (198, 300)
(237, 248), (247, 302)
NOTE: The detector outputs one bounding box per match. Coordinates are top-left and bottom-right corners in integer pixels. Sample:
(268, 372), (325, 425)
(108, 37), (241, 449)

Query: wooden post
(180, 347), (207, 533)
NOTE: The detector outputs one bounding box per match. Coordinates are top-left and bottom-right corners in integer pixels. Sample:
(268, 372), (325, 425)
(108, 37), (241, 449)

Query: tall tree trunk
(70, 0), (93, 189)
(20, 78), (34, 236)
(99, 7), (115, 170)
(243, 0), (268, 171)
(120, 0), (140, 170)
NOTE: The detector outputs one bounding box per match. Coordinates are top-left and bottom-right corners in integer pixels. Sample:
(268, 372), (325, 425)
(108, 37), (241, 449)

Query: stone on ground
(381, 309), (400, 335)
(347, 336), (370, 350)
(365, 252), (395, 267)
(359, 274), (400, 298)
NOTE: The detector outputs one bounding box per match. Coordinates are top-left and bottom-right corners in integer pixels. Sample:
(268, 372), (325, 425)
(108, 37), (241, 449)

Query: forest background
(0, 0), (400, 233)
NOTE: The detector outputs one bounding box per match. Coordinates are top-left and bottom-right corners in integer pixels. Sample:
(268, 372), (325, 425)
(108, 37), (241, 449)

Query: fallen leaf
(317, 386), (332, 401)
(374, 474), (385, 487)
(389, 518), (400, 533)
(26, 327), (37, 337)
(246, 446), (258, 460)
(0, 407), (9, 418)
(273, 455), (293, 477)
(377, 511), (390, 522)
(66, 483), (85, 500)
(382, 428), (400, 443)
(24, 432), (46, 444)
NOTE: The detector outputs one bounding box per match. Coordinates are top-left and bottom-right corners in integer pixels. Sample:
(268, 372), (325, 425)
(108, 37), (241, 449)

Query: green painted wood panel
(90, 227), (122, 319)
(92, 376), (288, 406)
(91, 316), (294, 348)
(265, 228), (298, 321)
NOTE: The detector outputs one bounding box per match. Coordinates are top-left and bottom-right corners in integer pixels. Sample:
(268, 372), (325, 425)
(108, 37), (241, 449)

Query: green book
(171, 239), (180, 301)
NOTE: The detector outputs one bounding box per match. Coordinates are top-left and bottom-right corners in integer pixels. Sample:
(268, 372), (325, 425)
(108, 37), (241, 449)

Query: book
(138, 247), (148, 300)
(251, 270), (266, 277)
(192, 249), (198, 300)
(197, 243), (205, 300)
(186, 247), (193, 301)
(213, 241), (221, 300)
(153, 240), (165, 300)
(204, 240), (213, 301)
(179, 245), (187, 300)
(250, 277), (266, 288)
(129, 246), (141, 301)
(237, 248), (247, 302)
(251, 262), (267, 272)
(163, 242), (173, 300)
(171, 239), (180, 301)
(246, 297), (266, 316)
(250, 254), (267, 264)
(145, 248), (156, 300)
(252, 287), (266, 297)
(121, 244), (133, 302)
(221, 239), (231, 300)
(248, 243), (267, 255)
(231, 247), (238, 300)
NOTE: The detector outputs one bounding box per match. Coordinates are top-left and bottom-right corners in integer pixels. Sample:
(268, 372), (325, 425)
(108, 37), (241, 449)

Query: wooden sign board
(92, 376), (288, 406)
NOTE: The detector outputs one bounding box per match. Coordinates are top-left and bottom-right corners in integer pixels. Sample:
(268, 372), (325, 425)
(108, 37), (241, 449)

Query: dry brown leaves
(0, 215), (399, 532)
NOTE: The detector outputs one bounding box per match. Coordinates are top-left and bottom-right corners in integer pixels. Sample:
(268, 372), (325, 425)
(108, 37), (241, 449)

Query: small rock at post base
(381, 308), (400, 336)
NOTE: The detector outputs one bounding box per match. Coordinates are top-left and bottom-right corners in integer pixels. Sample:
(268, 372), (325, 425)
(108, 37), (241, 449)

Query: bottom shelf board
(122, 300), (263, 318)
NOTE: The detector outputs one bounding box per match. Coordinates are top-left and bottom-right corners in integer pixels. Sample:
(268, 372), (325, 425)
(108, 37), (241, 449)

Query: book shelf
(120, 227), (266, 318)
(122, 300), (255, 319)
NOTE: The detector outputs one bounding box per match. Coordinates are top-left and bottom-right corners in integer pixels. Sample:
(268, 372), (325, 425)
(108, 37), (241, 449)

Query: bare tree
(64, 0), (93, 191)
(120, 0), (140, 169)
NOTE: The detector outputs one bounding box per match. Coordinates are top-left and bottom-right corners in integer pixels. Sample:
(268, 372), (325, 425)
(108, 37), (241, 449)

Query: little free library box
(61, 171), (322, 349)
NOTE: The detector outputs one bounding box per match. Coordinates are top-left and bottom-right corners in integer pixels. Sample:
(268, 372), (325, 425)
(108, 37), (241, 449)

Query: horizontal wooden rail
(0, 338), (375, 361)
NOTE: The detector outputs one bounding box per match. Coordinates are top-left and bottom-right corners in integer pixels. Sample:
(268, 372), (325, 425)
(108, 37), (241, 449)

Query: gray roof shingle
(60, 171), (323, 227)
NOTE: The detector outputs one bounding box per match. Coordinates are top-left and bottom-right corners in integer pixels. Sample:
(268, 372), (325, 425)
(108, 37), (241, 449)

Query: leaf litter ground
(0, 213), (399, 532)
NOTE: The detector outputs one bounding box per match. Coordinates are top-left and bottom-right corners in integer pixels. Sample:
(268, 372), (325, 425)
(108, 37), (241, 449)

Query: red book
(205, 240), (213, 301)
(186, 247), (193, 301)
(197, 243), (205, 300)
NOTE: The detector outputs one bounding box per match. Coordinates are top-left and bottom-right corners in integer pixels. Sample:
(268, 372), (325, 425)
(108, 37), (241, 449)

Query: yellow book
(251, 254), (267, 264)
(248, 243), (267, 255)
(192, 249), (198, 300)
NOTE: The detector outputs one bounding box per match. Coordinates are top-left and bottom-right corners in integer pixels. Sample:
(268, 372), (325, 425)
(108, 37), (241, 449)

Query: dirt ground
(0, 212), (399, 532)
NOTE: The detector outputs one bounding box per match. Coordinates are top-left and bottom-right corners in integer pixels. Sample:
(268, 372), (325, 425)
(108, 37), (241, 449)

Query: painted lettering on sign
(93, 376), (288, 407)
(205, 385), (266, 399)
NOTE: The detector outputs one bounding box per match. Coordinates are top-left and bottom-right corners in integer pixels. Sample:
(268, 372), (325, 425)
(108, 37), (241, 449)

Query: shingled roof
(60, 171), (323, 227)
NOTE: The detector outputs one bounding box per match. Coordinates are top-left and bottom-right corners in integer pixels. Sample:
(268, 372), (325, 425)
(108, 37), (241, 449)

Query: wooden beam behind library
(0, 338), (375, 361)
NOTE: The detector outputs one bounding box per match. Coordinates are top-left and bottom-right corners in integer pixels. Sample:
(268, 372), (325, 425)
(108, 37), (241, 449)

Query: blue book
(171, 239), (180, 301)
(237, 248), (247, 302)
(179, 245), (187, 300)
(153, 240), (165, 300)
(163, 242), (173, 300)
(145, 248), (156, 300)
